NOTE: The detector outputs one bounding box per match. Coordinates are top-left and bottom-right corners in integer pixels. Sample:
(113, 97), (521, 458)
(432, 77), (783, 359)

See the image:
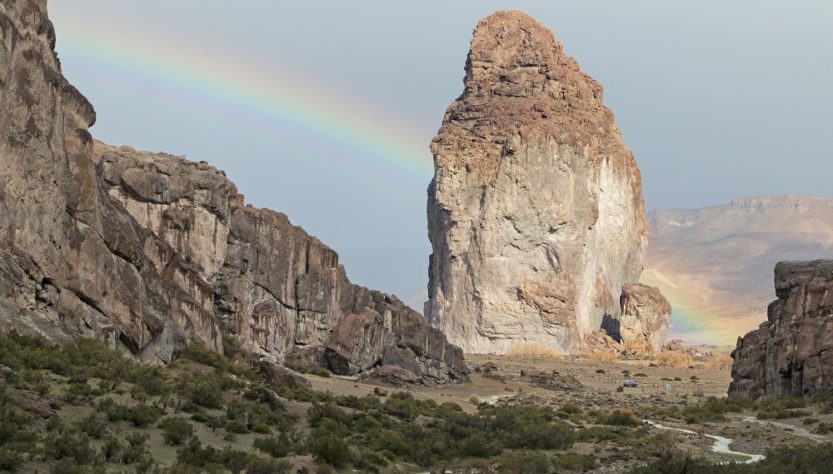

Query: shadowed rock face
(729, 260), (833, 399)
(0, 1), (465, 384)
(426, 10), (648, 354)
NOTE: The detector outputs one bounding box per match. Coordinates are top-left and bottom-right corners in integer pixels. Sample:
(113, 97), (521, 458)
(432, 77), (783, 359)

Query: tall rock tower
(426, 11), (648, 354)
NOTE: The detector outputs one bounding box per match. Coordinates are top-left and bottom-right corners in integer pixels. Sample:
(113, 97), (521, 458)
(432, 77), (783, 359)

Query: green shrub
(222, 335), (241, 358)
(122, 433), (149, 464)
(604, 410), (640, 427)
(335, 394), (382, 411)
(76, 414), (108, 439)
(49, 458), (104, 474)
(553, 452), (597, 471)
(308, 431), (352, 467)
(0, 448), (24, 471)
(158, 417), (194, 445)
(100, 437), (122, 463)
(98, 398), (163, 427)
(177, 374), (226, 409)
(245, 457), (292, 474)
(225, 420), (249, 434)
(253, 434), (290, 458)
(42, 432), (97, 464)
(495, 450), (551, 474)
(179, 344), (230, 371)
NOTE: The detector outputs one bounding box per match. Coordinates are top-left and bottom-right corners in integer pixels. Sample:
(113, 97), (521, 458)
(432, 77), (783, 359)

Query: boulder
(604, 283), (671, 353)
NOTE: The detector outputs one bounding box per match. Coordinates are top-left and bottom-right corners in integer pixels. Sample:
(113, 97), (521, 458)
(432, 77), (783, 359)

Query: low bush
(307, 431), (352, 467)
(98, 399), (163, 428)
(76, 414), (108, 439)
(253, 434), (291, 458)
(158, 417), (194, 445)
(495, 450), (551, 474)
(603, 410), (640, 427)
(553, 452), (597, 471)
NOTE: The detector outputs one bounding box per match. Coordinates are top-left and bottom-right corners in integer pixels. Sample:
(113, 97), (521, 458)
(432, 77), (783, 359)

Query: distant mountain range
(643, 196), (833, 345)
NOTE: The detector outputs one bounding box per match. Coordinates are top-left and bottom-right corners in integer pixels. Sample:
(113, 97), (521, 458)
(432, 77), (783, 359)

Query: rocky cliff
(729, 260), (833, 399)
(425, 11), (650, 354)
(0, 0), (465, 383)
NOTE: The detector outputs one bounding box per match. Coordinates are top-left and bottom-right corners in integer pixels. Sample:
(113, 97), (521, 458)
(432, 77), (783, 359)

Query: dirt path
(645, 420), (765, 464)
(739, 415), (828, 443)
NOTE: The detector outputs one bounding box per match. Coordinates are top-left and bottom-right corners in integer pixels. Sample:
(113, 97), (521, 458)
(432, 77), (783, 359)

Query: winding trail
(645, 420), (765, 464)
(739, 415), (828, 443)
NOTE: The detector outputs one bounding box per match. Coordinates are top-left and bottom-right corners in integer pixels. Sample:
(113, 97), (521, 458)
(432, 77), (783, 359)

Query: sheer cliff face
(0, 1), (465, 383)
(426, 11), (647, 354)
(729, 260), (833, 399)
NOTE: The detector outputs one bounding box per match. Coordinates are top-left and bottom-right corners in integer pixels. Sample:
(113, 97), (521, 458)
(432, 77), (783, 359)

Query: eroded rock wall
(0, 1), (465, 384)
(729, 260), (833, 399)
(425, 11), (647, 354)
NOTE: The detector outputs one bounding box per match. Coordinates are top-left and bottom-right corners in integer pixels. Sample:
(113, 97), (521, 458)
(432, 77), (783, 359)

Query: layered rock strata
(426, 10), (649, 353)
(729, 260), (833, 399)
(0, 0), (465, 383)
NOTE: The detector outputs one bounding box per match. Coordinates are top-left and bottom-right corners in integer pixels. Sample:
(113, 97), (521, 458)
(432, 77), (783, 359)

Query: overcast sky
(50, 1), (833, 303)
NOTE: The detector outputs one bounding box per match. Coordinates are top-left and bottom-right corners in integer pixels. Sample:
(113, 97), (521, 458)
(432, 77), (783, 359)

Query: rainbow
(54, 24), (435, 190)
(641, 269), (764, 347)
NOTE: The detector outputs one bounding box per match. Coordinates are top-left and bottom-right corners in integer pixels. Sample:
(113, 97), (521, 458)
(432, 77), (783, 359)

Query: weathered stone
(603, 283), (671, 353)
(326, 309), (386, 375)
(367, 365), (419, 386)
(0, 1), (465, 384)
(729, 260), (833, 399)
(425, 11), (648, 354)
(7, 390), (57, 419)
(259, 361), (312, 391)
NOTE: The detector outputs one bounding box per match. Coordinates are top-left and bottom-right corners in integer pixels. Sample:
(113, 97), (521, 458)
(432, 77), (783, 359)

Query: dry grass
(623, 338), (654, 355)
(703, 352), (733, 370)
(652, 351), (693, 368)
(580, 351), (619, 363)
(505, 342), (564, 360)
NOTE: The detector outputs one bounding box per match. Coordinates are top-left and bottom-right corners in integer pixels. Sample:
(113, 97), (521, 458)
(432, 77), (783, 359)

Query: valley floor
(310, 353), (833, 471)
(2, 333), (832, 474)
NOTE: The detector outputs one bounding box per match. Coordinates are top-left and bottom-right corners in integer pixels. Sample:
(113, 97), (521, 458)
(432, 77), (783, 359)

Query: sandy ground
(309, 354), (732, 412)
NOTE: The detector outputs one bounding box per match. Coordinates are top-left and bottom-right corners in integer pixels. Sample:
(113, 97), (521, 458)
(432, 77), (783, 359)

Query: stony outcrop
(604, 284), (671, 353)
(729, 260), (833, 399)
(0, 0), (465, 384)
(426, 11), (649, 354)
